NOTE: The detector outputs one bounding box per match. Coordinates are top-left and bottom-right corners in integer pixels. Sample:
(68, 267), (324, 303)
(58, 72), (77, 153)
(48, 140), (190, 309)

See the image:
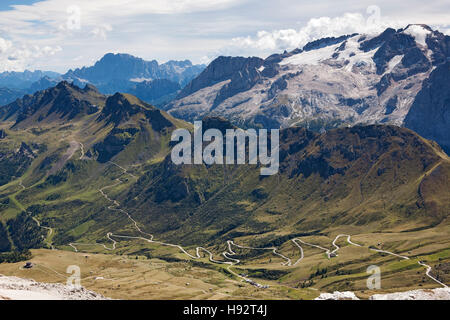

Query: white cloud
(0, 37), (12, 53)
(221, 11), (403, 58)
(90, 24), (113, 40)
(0, 43), (62, 71)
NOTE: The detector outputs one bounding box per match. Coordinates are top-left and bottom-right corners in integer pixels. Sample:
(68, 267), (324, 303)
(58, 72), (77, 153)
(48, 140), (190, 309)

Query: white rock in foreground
(0, 275), (108, 300)
(370, 288), (450, 300)
(315, 288), (450, 300)
(315, 291), (360, 300)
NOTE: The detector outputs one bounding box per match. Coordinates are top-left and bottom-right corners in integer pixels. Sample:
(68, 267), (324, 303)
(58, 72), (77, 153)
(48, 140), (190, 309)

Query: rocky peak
(83, 83), (100, 93)
(165, 25), (449, 153)
(5, 82), (106, 126)
(177, 56), (264, 99)
(303, 33), (358, 52)
(99, 92), (153, 126)
(359, 27), (397, 52)
(403, 24), (433, 32)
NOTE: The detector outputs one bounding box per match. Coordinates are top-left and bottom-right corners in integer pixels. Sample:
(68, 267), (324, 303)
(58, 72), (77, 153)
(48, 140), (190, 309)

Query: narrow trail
(225, 240), (292, 266)
(78, 142), (85, 160)
(29, 214), (55, 250)
(338, 235), (446, 288)
(293, 238), (334, 259)
(290, 239), (304, 266)
(369, 248), (409, 260)
(108, 161), (137, 179)
(292, 234), (446, 288)
(418, 261), (448, 288)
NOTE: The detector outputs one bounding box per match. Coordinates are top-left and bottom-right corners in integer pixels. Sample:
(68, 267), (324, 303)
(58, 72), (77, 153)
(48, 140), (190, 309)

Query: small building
(24, 262), (33, 269)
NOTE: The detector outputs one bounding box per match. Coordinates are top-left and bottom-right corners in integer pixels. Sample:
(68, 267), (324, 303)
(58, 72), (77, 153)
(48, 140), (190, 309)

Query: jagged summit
(0, 81), (105, 125)
(97, 92), (175, 132)
(64, 52), (205, 88)
(83, 83), (100, 93)
(403, 24), (433, 32)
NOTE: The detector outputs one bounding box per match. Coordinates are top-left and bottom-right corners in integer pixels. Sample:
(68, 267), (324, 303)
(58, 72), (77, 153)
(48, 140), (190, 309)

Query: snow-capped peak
(402, 24), (432, 47)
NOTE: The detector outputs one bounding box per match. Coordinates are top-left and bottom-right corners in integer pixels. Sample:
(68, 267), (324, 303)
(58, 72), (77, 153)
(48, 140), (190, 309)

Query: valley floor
(0, 238), (448, 300)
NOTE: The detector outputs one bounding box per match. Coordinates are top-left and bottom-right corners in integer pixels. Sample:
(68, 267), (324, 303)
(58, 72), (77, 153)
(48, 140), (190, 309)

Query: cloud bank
(214, 8), (429, 59)
(0, 0), (448, 72)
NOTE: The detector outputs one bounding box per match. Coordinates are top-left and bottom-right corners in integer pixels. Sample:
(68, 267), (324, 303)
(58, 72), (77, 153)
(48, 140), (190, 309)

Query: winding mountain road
(78, 142), (85, 160)
(66, 162), (448, 289)
(29, 214), (54, 250)
(225, 240), (292, 266)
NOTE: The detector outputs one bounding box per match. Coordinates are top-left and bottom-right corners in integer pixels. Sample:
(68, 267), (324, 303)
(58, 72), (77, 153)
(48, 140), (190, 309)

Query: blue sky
(0, 0), (449, 73)
(0, 1), (35, 11)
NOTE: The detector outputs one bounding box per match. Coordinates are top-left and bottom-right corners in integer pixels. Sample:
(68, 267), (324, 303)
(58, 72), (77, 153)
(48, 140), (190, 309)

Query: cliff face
(404, 62), (450, 154)
(175, 56), (264, 100)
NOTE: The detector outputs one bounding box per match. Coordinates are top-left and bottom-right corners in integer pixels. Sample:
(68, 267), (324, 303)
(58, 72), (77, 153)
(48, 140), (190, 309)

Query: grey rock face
(127, 79), (181, 106)
(404, 61), (450, 153)
(176, 56), (264, 100)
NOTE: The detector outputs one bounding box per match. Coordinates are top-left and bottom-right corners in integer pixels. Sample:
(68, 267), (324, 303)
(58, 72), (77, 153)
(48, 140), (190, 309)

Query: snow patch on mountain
(385, 55), (404, 74)
(280, 44), (339, 66)
(315, 291), (359, 300)
(403, 25), (432, 46)
(129, 77), (153, 83)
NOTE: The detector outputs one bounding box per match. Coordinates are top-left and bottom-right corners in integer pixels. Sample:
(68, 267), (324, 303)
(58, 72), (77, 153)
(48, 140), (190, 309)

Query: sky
(0, 0), (449, 73)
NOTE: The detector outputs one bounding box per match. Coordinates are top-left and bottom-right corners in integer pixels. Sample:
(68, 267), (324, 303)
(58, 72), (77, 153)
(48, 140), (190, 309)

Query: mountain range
(0, 54), (205, 106)
(0, 80), (448, 245)
(0, 71), (63, 106)
(164, 24), (450, 153)
(0, 24), (449, 297)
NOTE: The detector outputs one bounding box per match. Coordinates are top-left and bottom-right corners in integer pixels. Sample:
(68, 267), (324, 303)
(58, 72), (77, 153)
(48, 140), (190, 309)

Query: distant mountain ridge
(65, 53), (203, 86)
(0, 71), (63, 106)
(0, 53), (205, 107)
(0, 70), (61, 89)
(63, 53), (205, 104)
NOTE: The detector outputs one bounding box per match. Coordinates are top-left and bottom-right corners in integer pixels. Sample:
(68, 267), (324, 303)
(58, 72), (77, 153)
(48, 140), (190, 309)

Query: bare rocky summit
(0, 274), (108, 300)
